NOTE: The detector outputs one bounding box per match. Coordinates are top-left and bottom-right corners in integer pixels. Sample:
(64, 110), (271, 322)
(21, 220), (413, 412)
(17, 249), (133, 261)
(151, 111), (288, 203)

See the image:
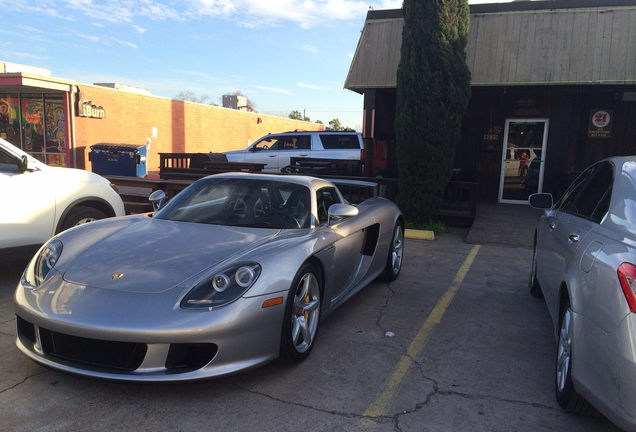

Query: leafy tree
(174, 91), (210, 104)
(326, 118), (343, 131)
(288, 110), (311, 121)
(315, 120), (323, 124)
(394, 0), (471, 222)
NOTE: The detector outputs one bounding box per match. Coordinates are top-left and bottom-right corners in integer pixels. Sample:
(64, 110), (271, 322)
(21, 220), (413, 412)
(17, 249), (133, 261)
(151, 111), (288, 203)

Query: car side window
(253, 137), (280, 151)
(0, 148), (20, 172)
(556, 166), (596, 214)
(559, 162), (613, 223)
(319, 134), (360, 149)
(278, 136), (310, 151)
(316, 187), (341, 224)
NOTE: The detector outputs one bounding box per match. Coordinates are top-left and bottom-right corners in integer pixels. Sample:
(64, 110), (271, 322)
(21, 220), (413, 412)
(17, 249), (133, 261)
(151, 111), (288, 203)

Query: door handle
(268, 155), (276, 158)
(549, 222), (556, 230)
(300, 154), (309, 157)
(569, 234), (580, 243)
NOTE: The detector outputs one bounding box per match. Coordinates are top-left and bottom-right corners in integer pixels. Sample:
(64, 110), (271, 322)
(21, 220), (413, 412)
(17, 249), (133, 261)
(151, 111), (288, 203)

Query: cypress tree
(394, 0), (471, 222)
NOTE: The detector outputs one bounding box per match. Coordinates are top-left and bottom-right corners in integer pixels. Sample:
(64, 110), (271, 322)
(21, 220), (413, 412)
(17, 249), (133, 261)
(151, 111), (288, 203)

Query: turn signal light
(618, 263), (636, 312)
(262, 297), (283, 308)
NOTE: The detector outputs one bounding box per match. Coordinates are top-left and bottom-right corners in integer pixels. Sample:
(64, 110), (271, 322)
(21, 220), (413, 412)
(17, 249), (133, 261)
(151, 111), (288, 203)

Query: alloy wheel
(556, 307), (573, 392)
(291, 272), (320, 353)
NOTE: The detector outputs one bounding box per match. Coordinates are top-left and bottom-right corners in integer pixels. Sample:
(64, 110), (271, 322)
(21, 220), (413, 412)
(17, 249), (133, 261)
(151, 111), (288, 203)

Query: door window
(253, 137), (281, 151)
(0, 147), (20, 172)
(278, 135), (310, 151)
(316, 187), (341, 224)
(558, 162), (613, 223)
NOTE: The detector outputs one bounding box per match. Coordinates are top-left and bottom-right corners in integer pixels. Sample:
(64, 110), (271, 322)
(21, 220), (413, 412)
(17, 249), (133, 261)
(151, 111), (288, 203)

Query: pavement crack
(0, 370), (50, 394)
(433, 389), (558, 411)
(0, 317), (16, 326)
(227, 382), (394, 424)
(375, 283), (397, 333)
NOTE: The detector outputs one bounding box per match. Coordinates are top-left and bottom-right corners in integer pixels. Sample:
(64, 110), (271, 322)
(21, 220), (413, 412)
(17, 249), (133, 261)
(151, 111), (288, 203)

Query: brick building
(0, 63), (322, 172)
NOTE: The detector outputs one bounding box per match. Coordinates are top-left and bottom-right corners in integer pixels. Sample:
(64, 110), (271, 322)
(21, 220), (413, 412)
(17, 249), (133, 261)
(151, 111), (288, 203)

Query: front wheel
(58, 206), (107, 233)
(380, 222), (404, 282)
(555, 300), (592, 414)
(281, 262), (322, 362)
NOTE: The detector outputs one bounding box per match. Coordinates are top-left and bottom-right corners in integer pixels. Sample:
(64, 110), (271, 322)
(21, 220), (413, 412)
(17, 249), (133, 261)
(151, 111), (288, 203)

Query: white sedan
(0, 138), (125, 252)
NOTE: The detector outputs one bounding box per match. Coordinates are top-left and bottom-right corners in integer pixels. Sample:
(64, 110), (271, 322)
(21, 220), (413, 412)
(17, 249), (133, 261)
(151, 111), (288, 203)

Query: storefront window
(0, 92), (69, 166)
(0, 94), (21, 147)
(21, 94), (45, 159)
(45, 94), (68, 167)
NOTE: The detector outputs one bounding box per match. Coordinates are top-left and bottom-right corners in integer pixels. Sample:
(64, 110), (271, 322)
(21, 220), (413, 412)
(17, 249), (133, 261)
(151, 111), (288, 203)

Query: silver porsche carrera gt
(14, 173), (404, 381)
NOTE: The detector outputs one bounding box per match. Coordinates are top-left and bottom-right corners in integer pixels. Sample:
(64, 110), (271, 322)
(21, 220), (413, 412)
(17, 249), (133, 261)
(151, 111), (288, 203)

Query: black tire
(555, 299), (593, 415)
(281, 261), (322, 362)
(380, 222), (404, 282)
(59, 206), (107, 233)
(530, 233), (543, 298)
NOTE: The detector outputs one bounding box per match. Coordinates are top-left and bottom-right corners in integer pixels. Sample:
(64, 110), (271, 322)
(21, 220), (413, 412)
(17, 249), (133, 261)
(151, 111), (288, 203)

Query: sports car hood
(62, 217), (279, 294)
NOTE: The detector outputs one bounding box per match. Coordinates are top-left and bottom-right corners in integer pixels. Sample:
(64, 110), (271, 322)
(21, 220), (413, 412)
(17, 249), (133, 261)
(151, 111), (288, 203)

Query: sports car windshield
(154, 178), (311, 229)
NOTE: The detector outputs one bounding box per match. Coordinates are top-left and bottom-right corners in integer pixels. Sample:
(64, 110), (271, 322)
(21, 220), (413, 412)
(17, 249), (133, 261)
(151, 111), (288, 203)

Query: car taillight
(361, 149), (364, 162)
(618, 263), (636, 312)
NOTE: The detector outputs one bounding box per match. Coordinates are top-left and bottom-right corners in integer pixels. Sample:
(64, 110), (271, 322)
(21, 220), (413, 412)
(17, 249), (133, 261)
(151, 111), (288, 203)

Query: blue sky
(1, 0), (507, 130)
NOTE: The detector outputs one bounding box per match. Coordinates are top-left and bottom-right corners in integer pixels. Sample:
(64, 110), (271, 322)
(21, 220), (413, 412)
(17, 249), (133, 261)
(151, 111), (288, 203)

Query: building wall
(73, 84), (323, 171)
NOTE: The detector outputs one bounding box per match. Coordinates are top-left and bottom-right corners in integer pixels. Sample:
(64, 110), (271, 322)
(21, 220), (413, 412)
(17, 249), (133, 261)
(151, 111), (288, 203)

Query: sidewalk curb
(404, 229), (435, 241)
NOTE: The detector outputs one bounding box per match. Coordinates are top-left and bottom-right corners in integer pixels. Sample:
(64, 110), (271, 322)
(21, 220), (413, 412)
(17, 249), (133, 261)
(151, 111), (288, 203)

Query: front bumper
(14, 273), (288, 381)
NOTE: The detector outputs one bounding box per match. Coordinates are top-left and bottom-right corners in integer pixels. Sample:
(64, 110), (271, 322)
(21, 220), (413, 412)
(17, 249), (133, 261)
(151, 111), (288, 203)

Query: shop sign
(77, 100), (105, 119)
(588, 109), (612, 138)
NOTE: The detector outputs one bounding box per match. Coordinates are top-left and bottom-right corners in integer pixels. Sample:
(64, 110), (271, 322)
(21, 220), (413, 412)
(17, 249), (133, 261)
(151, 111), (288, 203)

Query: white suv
(0, 138), (125, 252)
(224, 131), (363, 172)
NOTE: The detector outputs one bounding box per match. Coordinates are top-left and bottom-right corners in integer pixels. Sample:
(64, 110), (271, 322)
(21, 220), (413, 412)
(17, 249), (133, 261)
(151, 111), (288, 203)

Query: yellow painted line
(361, 244), (481, 425)
(404, 229), (434, 240)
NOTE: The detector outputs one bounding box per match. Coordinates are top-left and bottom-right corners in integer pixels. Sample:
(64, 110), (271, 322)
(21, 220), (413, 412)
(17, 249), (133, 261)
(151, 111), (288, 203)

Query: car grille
(38, 327), (147, 371)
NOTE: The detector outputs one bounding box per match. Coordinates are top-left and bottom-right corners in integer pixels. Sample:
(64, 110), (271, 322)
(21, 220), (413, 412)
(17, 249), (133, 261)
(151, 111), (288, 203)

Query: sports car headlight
(24, 239), (63, 287)
(182, 263), (261, 309)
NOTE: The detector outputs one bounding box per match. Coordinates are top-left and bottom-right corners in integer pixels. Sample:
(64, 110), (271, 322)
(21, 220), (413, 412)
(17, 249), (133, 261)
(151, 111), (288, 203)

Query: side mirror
(18, 155), (28, 173)
(149, 189), (166, 212)
(328, 203), (359, 225)
(529, 193), (553, 209)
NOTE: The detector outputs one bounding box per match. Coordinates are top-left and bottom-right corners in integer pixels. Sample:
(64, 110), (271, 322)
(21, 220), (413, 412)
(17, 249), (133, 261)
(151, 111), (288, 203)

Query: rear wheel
(282, 262), (322, 362)
(555, 299), (592, 414)
(380, 222), (404, 282)
(59, 206), (107, 233)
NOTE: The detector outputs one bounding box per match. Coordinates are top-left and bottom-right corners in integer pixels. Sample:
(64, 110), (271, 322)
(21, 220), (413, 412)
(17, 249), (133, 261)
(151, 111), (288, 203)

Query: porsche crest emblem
(111, 273), (124, 280)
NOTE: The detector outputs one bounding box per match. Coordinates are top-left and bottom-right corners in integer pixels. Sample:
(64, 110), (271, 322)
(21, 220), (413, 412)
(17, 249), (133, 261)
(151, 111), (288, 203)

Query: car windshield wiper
(224, 222), (278, 228)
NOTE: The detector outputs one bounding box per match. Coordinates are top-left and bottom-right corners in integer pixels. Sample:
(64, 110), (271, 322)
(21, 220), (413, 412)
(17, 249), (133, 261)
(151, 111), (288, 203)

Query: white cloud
(18, 25), (43, 33)
(77, 33), (99, 42)
(5, 0), (409, 29)
(297, 82), (330, 91)
(91, 22), (105, 27)
(347, 53), (354, 58)
(301, 44), (318, 53)
(251, 85), (294, 95)
(133, 24), (146, 33)
(0, 49), (45, 60)
(112, 38), (138, 49)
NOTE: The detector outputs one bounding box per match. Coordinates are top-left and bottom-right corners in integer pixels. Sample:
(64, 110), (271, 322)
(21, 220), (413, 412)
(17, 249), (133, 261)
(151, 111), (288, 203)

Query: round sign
(592, 110), (611, 128)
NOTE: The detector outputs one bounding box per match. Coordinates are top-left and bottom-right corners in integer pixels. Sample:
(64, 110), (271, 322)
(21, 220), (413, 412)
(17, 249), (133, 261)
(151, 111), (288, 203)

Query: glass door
(498, 119), (549, 204)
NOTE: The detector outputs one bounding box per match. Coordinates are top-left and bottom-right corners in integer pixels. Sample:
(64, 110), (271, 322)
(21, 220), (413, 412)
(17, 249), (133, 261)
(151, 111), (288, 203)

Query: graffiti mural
(21, 98), (44, 153)
(0, 95), (21, 146)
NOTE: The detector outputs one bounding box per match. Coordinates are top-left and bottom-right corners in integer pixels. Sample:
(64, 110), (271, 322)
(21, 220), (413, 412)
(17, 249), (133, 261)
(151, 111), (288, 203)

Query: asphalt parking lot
(0, 231), (621, 432)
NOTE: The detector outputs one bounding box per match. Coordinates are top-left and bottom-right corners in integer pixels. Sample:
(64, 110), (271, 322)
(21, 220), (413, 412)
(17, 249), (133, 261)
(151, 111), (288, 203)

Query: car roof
(205, 172), (335, 190)
(263, 131), (360, 136)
